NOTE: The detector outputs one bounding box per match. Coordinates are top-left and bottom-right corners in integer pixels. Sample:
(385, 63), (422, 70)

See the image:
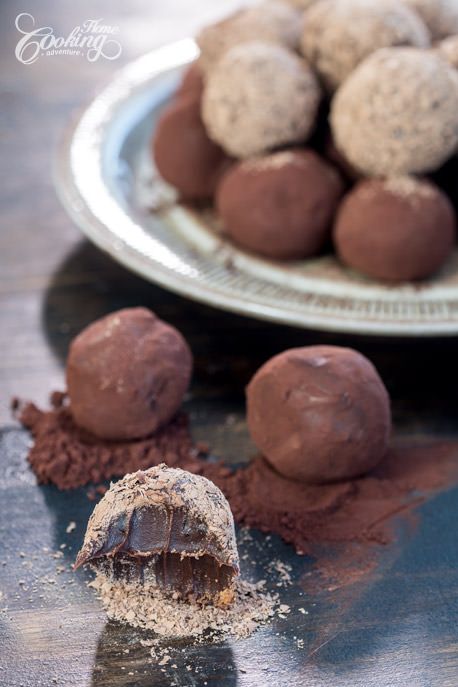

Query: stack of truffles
(152, 0), (458, 282)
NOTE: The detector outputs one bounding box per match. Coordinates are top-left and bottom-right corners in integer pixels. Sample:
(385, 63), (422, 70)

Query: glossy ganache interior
(75, 465), (240, 603)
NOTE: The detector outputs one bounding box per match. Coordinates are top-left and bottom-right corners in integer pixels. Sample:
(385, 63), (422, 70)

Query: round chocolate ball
(330, 47), (458, 177)
(174, 61), (204, 102)
(300, 0), (430, 92)
(404, 0), (458, 40)
(333, 177), (456, 282)
(153, 96), (231, 199)
(246, 346), (391, 484)
(201, 41), (321, 158)
(216, 149), (343, 260)
(196, 1), (301, 76)
(66, 308), (193, 441)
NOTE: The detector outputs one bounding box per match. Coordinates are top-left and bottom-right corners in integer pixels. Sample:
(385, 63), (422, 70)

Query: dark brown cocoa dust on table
(16, 395), (458, 588)
(18, 398), (197, 491)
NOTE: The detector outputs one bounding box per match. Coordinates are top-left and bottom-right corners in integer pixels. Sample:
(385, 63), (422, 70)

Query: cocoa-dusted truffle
(216, 149), (344, 260)
(404, 0), (458, 41)
(333, 177), (456, 282)
(75, 464), (239, 603)
(202, 41), (321, 158)
(66, 308), (192, 441)
(174, 61), (204, 102)
(330, 47), (458, 177)
(300, 0), (429, 92)
(196, 1), (301, 75)
(153, 96), (231, 199)
(246, 346), (391, 484)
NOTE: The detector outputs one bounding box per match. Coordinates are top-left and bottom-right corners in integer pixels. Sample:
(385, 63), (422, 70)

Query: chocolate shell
(75, 465), (239, 602)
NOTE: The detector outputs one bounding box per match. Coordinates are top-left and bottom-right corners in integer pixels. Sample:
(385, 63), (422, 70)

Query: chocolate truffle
(404, 0), (458, 41)
(75, 464), (239, 603)
(437, 35), (458, 71)
(153, 96), (231, 199)
(201, 41), (321, 158)
(246, 346), (391, 484)
(216, 149), (344, 260)
(196, 1), (301, 75)
(174, 61), (204, 102)
(300, 0), (430, 92)
(283, 0), (319, 8)
(66, 307), (193, 441)
(330, 47), (458, 177)
(333, 177), (456, 282)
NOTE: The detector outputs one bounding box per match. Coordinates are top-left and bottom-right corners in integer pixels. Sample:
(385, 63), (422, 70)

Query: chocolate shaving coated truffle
(75, 464), (239, 603)
(437, 35), (458, 71)
(404, 0), (458, 41)
(330, 47), (458, 177)
(300, 0), (430, 92)
(284, 0), (319, 8)
(196, 1), (301, 75)
(202, 41), (321, 158)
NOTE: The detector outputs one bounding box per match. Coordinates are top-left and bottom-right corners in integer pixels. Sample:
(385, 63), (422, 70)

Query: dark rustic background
(1, 2), (458, 686)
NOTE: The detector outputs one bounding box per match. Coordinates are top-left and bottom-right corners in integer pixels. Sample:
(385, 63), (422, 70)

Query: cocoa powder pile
(17, 396), (199, 491)
(206, 442), (458, 553)
(16, 393), (458, 580)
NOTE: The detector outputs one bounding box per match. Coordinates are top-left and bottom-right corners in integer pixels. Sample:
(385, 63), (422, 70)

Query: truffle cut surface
(75, 464), (239, 602)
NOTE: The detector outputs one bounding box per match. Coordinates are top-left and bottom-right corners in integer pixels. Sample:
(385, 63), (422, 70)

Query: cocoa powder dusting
(18, 398), (198, 491)
(206, 442), (458, 554)
(17, 395), (458, 589)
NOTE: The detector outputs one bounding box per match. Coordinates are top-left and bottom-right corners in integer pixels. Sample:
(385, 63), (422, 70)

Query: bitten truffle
(196, 1), (301, 75)
(246, 346), (391, 484)
(300, 0), (430, 92)
(330, 47), (458, 177)
(75, 464), (239, 603)
(216, 149), (344, 260)
(333, 177), (456, 282)
(201, 41), (321, 158)
(66, 307), (193, 441)
(153, 95), (231, 199)
(404, 0), (458, 40)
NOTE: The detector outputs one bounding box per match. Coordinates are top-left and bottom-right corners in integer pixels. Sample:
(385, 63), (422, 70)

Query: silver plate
(55, 39), (458, 337)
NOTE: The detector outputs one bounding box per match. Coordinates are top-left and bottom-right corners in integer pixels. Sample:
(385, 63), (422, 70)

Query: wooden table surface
(1, 2), (458, 686)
